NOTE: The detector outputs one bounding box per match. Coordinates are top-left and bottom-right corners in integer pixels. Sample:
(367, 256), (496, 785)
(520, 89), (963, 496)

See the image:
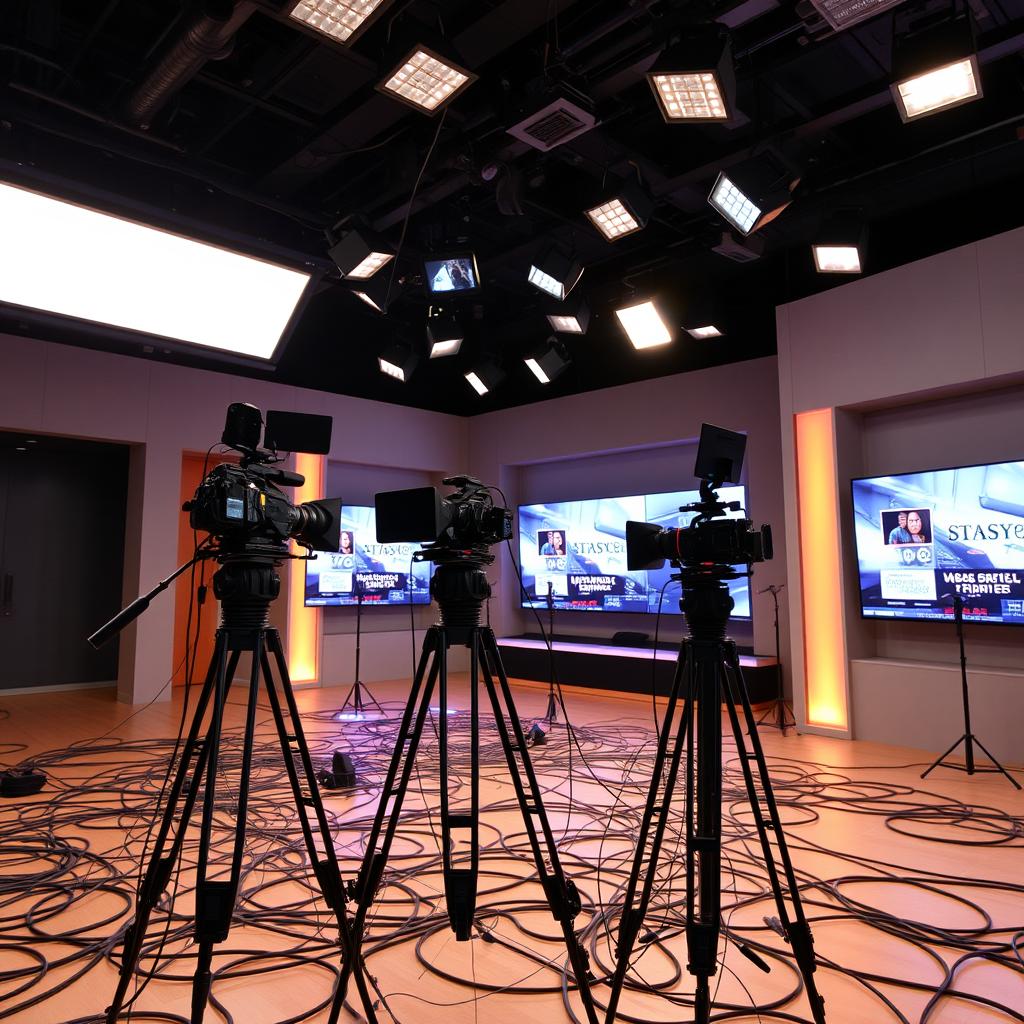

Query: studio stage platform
(496, 635), (779, 703)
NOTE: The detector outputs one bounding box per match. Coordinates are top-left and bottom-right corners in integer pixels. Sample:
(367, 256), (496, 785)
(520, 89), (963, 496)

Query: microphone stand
(754, 584), (796, 733)
(339, 578), (383, 716)
(921, 593), (1020, 789)
(544, 581), (558, 723)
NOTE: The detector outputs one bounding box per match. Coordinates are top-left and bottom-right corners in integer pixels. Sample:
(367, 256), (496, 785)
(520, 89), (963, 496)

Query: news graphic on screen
(305, 504), (431, 607)
(425, 254), (479, 294)
(852, 460), (1024, 625)
(518, 486), (751, 616)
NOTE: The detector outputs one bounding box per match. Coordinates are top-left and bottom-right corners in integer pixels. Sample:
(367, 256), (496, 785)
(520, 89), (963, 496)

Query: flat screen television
(423, 253), (480, 295)
(851, 460), (1024, 624)
(305, 504), (432, 607)
(518, 487), (751, 616)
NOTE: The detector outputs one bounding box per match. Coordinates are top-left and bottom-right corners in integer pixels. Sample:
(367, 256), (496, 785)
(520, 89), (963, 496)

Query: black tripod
(104, 552), (377, 1024)
(328, 552), (599, 1024)
(754, 584), (796, 734)
(603, 573), (827, 1024)
(338, 579), (384, 716)
(921, 594), (1020, 789)
(544, 581), (559, 723)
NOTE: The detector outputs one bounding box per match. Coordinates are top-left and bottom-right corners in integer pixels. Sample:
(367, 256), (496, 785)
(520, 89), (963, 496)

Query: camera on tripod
(374, 476), (512, 559)
(184, 402), (341, 554)
(625, 423), (772, 576)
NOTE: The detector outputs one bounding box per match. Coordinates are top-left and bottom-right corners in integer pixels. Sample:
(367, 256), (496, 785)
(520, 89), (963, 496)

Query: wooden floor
(1, 677), (1022, 1024)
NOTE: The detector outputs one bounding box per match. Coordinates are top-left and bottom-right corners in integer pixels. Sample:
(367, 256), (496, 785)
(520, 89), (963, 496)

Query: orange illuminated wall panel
(287, 452), (324, 683)
(795, 408), (849, 730)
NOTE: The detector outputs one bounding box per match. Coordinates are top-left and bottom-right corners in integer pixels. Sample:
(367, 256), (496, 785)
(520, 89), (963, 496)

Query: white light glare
(379, 357), (405, 381)
(652, 71), (727, 120)
(346, 251), (393, 279)
(290, 0), (388, 43)
(615, 300), (672, 350)
(525, 357), (550, 383)
(0, 182), (309, 360)
(585, 199), (641, 240)
(546, 314), (584, 334)
(465, 371), (488, 395)
(813, 245), (862, 273)
(429, 338), (462, 358)
(354, 290), (383, 311)
(687, 325), (722, 338)
(528, 265), (565, 299)
(710, 174), (760, 235)
(382, 49), (470, 112)
(895, 58), (979, 120)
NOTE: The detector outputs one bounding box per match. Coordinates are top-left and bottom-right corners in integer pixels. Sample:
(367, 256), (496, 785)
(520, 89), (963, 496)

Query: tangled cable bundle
(1, 697), (1022, 1024)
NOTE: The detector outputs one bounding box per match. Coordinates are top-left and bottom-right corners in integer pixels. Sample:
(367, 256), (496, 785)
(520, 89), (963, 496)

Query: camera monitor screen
(518, 486), (751, 616)
(424, 254), (480, 294)
(851, 460), (1024, 624)
(305, 504), (432, 607)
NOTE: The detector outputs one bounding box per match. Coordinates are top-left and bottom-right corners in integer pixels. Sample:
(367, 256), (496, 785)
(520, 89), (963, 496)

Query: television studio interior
(2, 1), (1024, 1022)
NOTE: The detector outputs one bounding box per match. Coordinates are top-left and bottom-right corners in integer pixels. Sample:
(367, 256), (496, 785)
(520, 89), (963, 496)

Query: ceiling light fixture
(708, 151), (797, 236)
(426, 306), (464, 357)
(524, 338), (572, 384)
(328, 226), (395, 280)
(584, 180), (655, 242)
(528, 247), (583, 300)
(614, 299), (673, 350)
(0, 180), (310, 362)
(378, 343), (418, 382)
(465, 357), (505, 396)
(891, 13), (981, 122)
(812, 213), (867, 274)
(289, 0), (393, 45)
(348, 273), (392, 313)
(687, 324), (722, 339)
(647, 26), (735, 123)
(378, 44), (476, 115)
(545, 295), (591, 335)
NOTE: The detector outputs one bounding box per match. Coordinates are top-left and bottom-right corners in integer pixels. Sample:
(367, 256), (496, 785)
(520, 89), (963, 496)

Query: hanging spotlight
(378, 43), (476, 115)
(349, 273), (392, 312)
(812, 212), (867, 274)
(524, 338), (571, 384)
(528, 247), (583, 300)
(289, 0), (395, 46)
(890, 12), (981, 122)
(545, 295), (590, 335)
(328, 226), (395, 280)
(682, 296), (724, 339)
(686, 324), (723, 339)
(647, 25), (735, 123)
(465, 357), (505, 396)
(614, 299), (672, 350)
(378, 343), (419, 382)
(426, 306), (464, 357)
(584, 180), (655, 242)
(708, 151), (797, 236)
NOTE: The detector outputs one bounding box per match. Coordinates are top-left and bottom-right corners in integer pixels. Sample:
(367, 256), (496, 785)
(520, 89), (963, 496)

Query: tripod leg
(721, 646), (827, 1024)
(189, 632), (264, 1023)
(921, 734), (968, 779)
(478, 628), (600, 1024)
(602, 644), (695, 1024)
(330, 626), (442, 1024)
(261, 631), (380, 1022)
(966, 735), (1023, 790)
(106, 637), (241, 1024)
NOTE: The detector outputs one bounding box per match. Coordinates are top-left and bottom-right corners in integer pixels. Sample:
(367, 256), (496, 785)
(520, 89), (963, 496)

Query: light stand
(754, 584), (796, 733)
(544, 581), (558, 722)
(338, 577), (384, 716)
(921, 593), (1020, 789)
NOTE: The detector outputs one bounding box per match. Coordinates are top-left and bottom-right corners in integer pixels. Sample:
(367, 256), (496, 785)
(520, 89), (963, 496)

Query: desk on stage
(496, 636), (779, 704)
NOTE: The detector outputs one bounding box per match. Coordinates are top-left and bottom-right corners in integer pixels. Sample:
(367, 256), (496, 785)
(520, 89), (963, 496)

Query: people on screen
(339, 530), (354, 554)
(887, 512), (912, 545)
(906, 510), (930, 543)
(541, 530), (565, 555)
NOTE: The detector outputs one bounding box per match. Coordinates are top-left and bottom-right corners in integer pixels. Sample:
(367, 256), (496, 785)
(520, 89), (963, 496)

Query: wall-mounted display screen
(424, 254), (480, 294)
(851, 461), (1024, 624)
(518, 487), (751, 616)
(305, 504), (432, 607)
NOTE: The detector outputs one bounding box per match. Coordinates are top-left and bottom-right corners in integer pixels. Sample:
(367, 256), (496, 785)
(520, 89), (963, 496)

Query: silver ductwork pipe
(124, 1), (255, 128)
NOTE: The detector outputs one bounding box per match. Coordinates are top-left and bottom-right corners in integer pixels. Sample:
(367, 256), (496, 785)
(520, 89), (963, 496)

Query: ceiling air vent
(805, 0), (908, 32)
(507, 96), (596, 152)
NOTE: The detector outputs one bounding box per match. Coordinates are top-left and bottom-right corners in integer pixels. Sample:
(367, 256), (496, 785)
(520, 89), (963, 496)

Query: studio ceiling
(2, 0), (1024, 414)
